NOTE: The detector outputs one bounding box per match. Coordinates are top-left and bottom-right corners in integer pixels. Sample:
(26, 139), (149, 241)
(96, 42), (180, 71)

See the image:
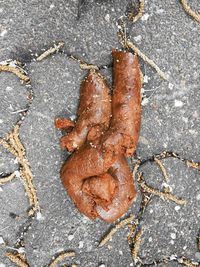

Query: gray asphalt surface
(0, 0), (200, 266)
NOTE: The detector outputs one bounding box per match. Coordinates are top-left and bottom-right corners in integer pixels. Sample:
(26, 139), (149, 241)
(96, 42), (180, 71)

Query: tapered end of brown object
(55, 118), (75, 130)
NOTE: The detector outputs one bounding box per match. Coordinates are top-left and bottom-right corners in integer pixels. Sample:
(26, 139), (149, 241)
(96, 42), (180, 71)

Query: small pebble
(36, 212), (45, 221)
(99, 264), (106, 267)
(5, 86), (13, 92)
(170, 254), (177, 260)
(18, 247), (25, 254)
(49, 4), (55, 9)
(105, 14), (110, 22)
(68, 234), (74, 241)
(170, 233), (176, 239)
(142, 97), (149, 106)
(148, 237), (153, 242)
(14, 170), (21, 178)
(175, 206), (181, 211)
(119, 250), (123, 255)
(0, 236), (5, 245)
(0, 263), (6, 267)
(0, 119), (3, 124)
(0, 29), (7, 37)
(143, 75), (149, 83)
(133, 35), (142, 43)
(174, 100), (184, 107)
(79, 241), (84, 249)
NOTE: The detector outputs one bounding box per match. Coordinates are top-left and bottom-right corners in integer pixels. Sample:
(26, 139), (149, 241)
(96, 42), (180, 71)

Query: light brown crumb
(99, 214), (135, 247)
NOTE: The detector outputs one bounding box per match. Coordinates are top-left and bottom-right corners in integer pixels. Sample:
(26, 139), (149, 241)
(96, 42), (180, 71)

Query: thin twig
(180, 0), (200, 22)
(99, 214), (135, 247)
(137, 173), (187, 205)
(154, 157), (169, 181)
(0, 64), (30, 83)
(131, 226), (143, 262)
(48, 251), (75, 267)
(0, 172), (16, 185)
(126, 40), (168, 81)
(5, 252), (29, 267)
(128, 0), (145, 22)
(36, 42), (65, 61)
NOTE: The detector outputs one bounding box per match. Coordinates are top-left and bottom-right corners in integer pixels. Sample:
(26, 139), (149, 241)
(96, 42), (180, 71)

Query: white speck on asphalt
(174, 100), (184, 107)
(196, 193), (200, 201)
(134, 35), (142, 43)
(0, 29), (7, 37)
(0, 236), (5, 245)
(79, 240), (84, 248)
(105, 14), (110, 22)
(68, 234), (74, 241)
(170, 233), (176, 239)
(175, 206), (181, 211)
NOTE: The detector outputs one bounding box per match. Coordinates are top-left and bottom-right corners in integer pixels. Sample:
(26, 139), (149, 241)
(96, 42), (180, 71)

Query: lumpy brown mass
(55, 50), (142, 223)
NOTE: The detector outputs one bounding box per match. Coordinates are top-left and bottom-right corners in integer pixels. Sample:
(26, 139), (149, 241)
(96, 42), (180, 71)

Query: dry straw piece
(154, 157), (169, 181)
(99, 214), (135, 247)
(178, 257), (200, 267)
(5, 252), (29, 267)
(48, 251), (75, 267)
(126, 40), (168, 81)
(0, 64), (30, 83)
(186, 160), (200, 171)
(180, 0), (200, 22)
(0, 172), (16, 185)
(36, 42), (65, 61)
(137, 173), (187, 205)
(131, 227), (143, 262)
(0, 125), (39, 215)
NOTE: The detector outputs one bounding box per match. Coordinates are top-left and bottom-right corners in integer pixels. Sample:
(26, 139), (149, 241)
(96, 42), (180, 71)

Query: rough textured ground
(0, 0), (200, 266)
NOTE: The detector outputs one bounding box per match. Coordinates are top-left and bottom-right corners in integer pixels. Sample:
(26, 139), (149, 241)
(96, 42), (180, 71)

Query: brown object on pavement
(56, 50), (141, 222)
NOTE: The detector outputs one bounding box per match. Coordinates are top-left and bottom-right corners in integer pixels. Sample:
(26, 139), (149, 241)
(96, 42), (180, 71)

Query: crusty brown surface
(59, 70), (111, 152)
(57, 50), (141, 222)
(102, 50), (142, 157)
